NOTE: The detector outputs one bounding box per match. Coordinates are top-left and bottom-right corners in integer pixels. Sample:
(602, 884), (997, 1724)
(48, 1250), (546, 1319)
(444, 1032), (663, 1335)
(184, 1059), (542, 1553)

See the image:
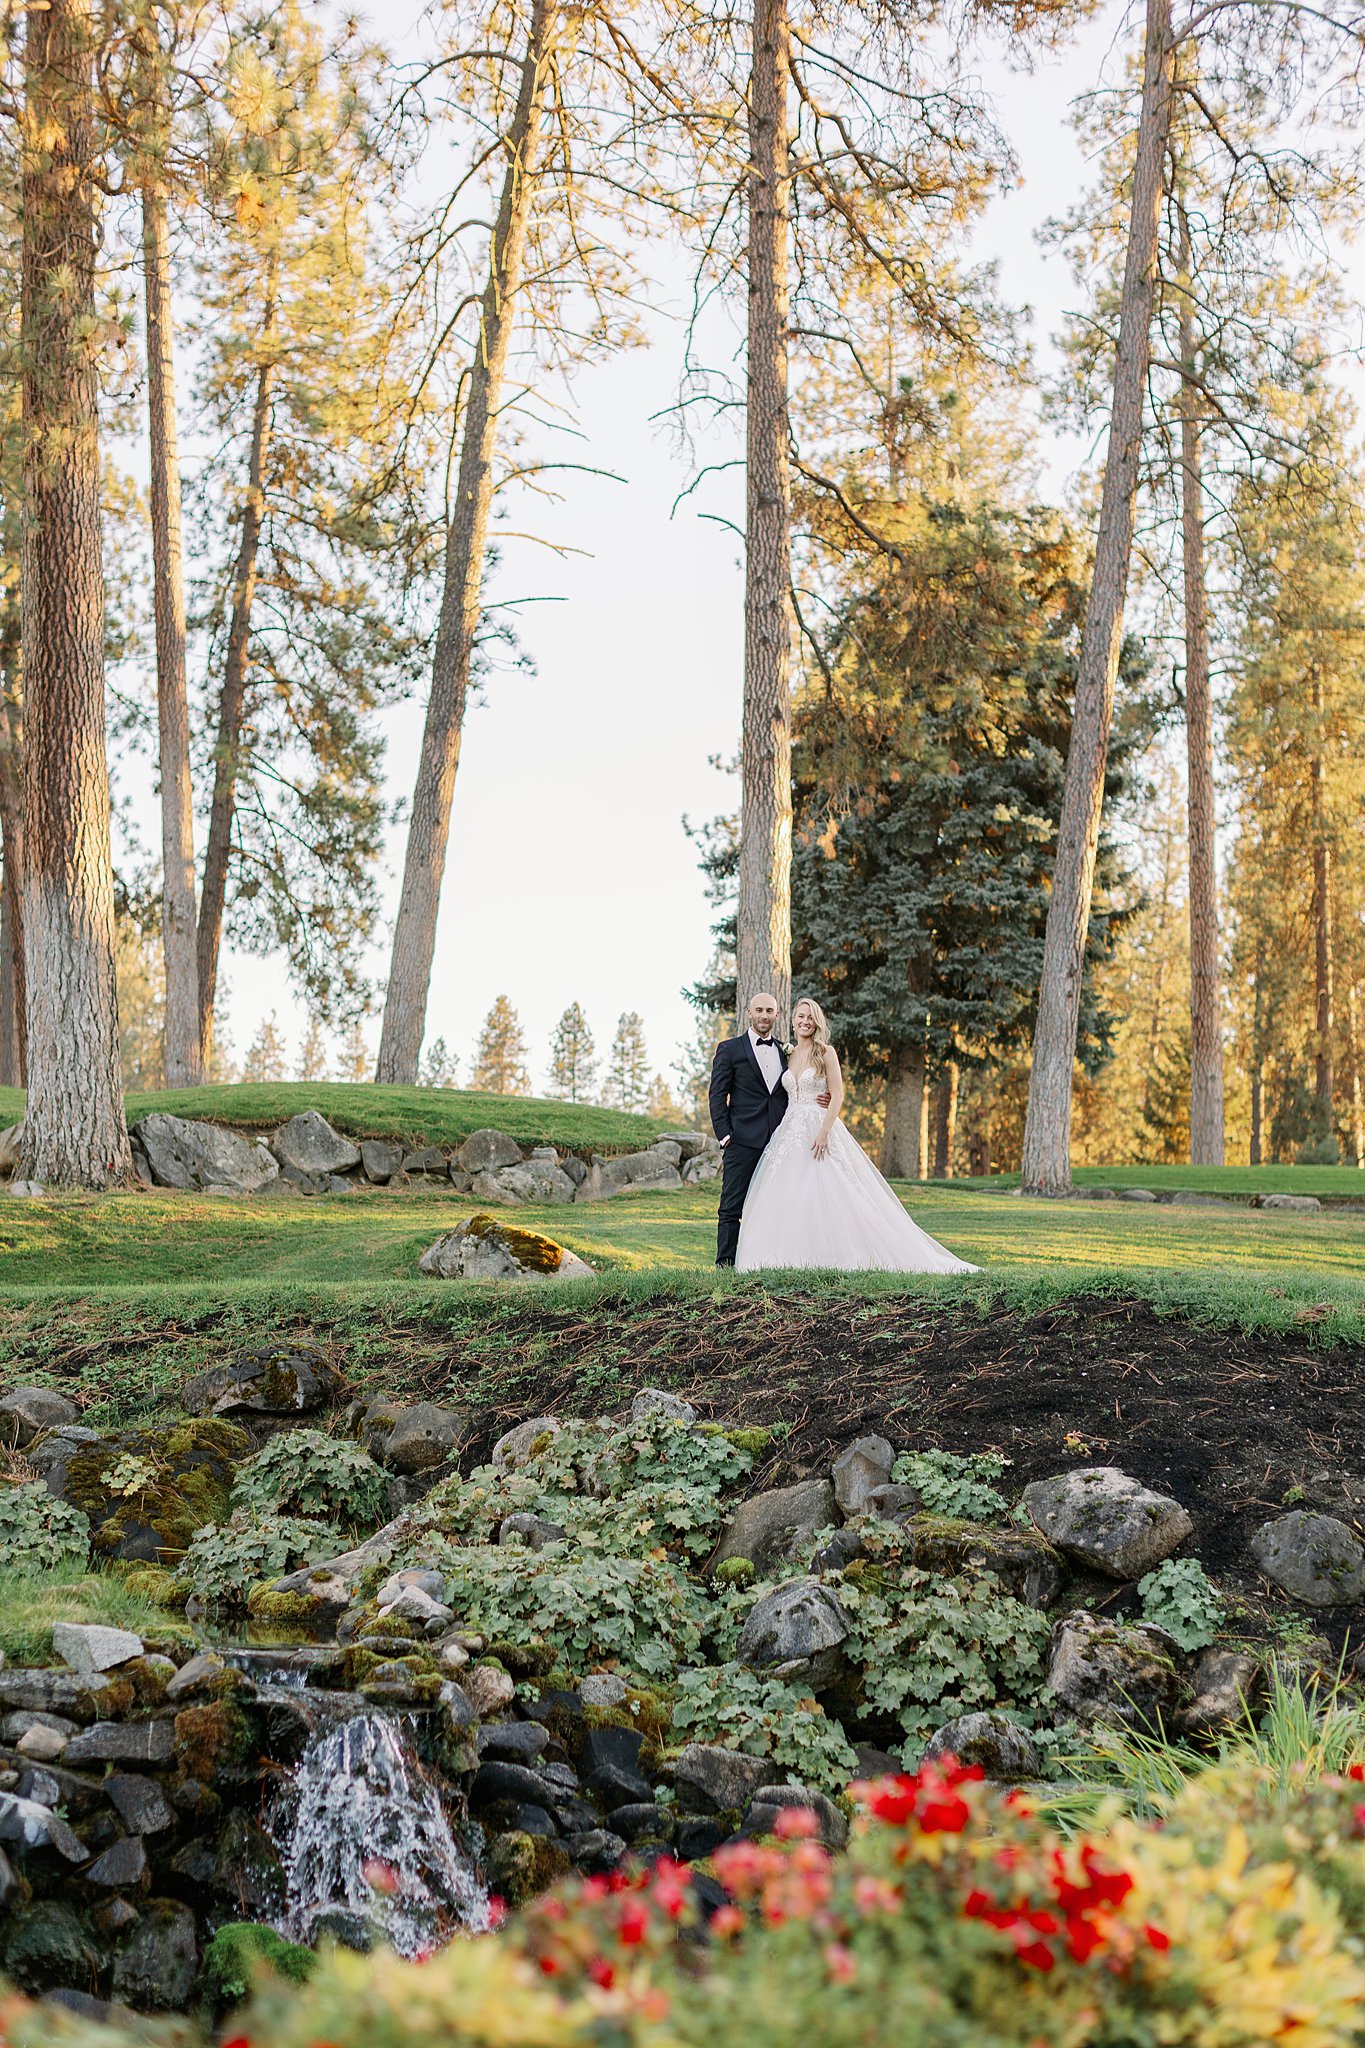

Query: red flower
(1347, 1763), (1364, 1782)
(587, 1956), (616, 1989)
(221, 2038), (251, 2048)
(616, 1899), (650, 1947)
(1144, 1924), (1171, 1951)
(863, 1775), (919, 1825)
(1017, 1939), (1056, 1972)
(537, 1956), (560, 1976)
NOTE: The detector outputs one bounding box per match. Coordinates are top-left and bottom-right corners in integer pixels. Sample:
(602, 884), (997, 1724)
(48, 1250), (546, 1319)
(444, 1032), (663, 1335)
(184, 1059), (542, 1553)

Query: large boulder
(419, 1215), (591, 1280)
(133, 1113), (279, 1195)
(471, 1162), (578, 1206)
(712, 1479), (838, 1575)
(458, 1130), (522, 1174)
(574, 1151), (684, 1202)
(1251, 1192), (1322, 1212)
(654, 1132), (711, 1163)
(0, 1387), (78, 1447)
(1021, 1467), (1193, 1579)
(360, 1139), (405, 1184)
(51, 1623), (143, 1678)
(1045, 1612), (1185, 1730)
(737, 1578), (851, 1691)
(182, 1344), (343, 1417)
(897, 1516), (1065, 1610)
(672, 1743), (772, 1815)
(1249, 1510), (1365, 1606)
(111, 1900), (199, 2011)
(491, 1416), (563, 1476)
(49, 1418), (247, 1565)
(1176, 1647), (1264, 1736)
(920, 1712), (1040, 1780)
(746, 1784), (849, 1850)
(271, 1112), (361, 1177)
(831, 1435), (894, 1517)
(365, 1401), (468, 1475)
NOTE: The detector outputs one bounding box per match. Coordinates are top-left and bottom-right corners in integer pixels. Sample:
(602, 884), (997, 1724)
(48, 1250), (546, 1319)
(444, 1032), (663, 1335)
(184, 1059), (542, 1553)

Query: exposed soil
(393, 1292), (1365, 1626)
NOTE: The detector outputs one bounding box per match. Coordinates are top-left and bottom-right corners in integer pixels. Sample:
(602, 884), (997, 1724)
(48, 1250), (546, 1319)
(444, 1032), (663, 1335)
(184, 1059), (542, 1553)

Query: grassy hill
(0, 1081), (675, 1154)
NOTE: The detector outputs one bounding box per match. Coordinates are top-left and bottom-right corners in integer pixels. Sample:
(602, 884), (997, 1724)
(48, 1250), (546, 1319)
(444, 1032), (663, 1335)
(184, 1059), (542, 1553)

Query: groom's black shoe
(715, 1257), (735, 1268)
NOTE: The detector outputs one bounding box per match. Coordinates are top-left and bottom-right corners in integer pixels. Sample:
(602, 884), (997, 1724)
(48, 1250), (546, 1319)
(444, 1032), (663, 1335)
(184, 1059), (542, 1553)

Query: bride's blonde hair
(792, 996), (831, 1075)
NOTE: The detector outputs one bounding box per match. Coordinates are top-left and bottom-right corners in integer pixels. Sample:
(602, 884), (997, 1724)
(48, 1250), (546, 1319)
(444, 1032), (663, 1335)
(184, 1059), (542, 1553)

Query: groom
(709, 992), (825, 1267)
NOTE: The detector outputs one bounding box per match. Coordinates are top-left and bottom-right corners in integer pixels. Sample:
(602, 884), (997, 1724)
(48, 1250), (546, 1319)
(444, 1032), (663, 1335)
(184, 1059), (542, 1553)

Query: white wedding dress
(735, 1066), (980, 1274)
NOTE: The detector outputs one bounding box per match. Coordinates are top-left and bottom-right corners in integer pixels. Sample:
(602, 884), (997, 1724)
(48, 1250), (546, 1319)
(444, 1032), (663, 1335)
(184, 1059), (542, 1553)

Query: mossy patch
(483, 1828), (571, 1908)
(464, 1215), (565, 1274)
(196, 1922), (315, 2017)
(64, 1419), (249, 1566)
(173, 1696), (257, 1781)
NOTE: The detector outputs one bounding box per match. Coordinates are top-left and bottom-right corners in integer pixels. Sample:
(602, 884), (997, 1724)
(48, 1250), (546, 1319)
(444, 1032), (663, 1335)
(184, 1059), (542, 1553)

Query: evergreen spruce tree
(419, 1036), (459, 1088)
(605, 1012), (650, 1113)
(473, 996), (530, 1095)
(548, 1003), (597, 1102)
(244, 1010), (289, 1082)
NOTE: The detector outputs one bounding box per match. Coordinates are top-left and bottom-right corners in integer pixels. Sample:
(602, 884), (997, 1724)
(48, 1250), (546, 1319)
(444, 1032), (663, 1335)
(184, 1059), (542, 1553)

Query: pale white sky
(124, 1), (1222, 1090)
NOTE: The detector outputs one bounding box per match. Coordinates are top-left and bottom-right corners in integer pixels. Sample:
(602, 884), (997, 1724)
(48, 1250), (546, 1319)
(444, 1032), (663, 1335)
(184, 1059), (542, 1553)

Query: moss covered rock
(484, 1828), (571, 1908)
(59, 1420), (249, 1565)
(196, 1922), (315, 2018)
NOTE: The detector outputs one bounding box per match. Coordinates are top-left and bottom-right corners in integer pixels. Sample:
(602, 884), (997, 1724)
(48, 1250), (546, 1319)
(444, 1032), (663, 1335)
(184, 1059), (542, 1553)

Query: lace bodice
(782, 1064), (825, 1106)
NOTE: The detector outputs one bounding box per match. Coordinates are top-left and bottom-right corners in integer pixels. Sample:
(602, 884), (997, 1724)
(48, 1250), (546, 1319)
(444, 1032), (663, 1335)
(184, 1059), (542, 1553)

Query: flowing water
(271, 1708), (491, 1956)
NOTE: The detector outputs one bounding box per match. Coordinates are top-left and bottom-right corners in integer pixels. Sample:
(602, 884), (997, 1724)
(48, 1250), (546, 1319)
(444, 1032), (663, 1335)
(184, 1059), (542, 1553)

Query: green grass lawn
(0, 1081), (671, 1153)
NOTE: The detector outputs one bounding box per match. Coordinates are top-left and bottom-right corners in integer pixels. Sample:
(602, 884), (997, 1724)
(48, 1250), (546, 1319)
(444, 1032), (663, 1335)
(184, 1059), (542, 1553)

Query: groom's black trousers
(716, 1141), (765, 1266)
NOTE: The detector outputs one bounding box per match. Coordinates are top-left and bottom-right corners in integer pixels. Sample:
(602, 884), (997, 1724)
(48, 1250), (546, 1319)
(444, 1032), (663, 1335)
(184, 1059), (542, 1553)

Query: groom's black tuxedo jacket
(709, 1034), (789, 1152)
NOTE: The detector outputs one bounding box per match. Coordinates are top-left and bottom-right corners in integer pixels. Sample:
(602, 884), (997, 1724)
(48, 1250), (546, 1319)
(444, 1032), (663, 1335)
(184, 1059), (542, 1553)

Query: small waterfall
(273, 1711), (490, 1956)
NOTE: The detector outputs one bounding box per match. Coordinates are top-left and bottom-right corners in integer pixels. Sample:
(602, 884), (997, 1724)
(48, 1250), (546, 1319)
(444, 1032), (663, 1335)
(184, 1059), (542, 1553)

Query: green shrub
(1137, 1558), (1226, 1651)
(182, 1511), (340, 1607)
(671, 1663), (859, 1788)
(892, 1448), (1011, 1522)
(233, 1430), (387, 1528)
(0, 1482), (90, 1572)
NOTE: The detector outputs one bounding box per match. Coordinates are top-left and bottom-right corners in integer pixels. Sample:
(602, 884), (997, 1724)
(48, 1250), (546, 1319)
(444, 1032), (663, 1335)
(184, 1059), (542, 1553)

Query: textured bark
(1347, 983), (1364, 1169)
(932, 1062), (959, 1178)
(1176, 206), (1224, 1165)
(376, 0), (557, 1084)
(1310, 687), (1334, 1124)
(143, 181), (200, 1086)
(880, 1047), (925, 1178)
(196, 271), (277, 1069)
(1020, 0), (1173, 1195)
(735, 0), (793, 1026)
(0, 663), (24, 1086)
(19, 0), (130, 1187)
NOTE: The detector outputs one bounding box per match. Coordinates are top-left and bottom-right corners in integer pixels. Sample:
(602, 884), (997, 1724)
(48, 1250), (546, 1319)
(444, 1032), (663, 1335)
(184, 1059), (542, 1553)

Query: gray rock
(378, 1586), (454, 1632)
(1252, 1193), (1323, 1211)
(0, 1387), (78, 1447)
(1022, 1466), (1193, 1579)
(1046, 1612), (1186, 1729)
(1249, 1510), (1365, 1606)
(491, 1416), (564, 1476)
(403, 1146), (449, 1176)
(566, 1828), (627, 1873)
(24, 1425), (105, 1500)
(655, 1131), (711, 1162)
(832, 1435), (895, 1517)
(373, 1567), (448, 1607)
(64, 1720), (175, 1767)
(51, 1622), (143, 1678)
(737, 1579), (851, 1691)
(8, 1181), (45, 1199)
(14, 1725), (66, 1763)
(682, 1154), (720, 1184)
(1176, 1648), (1263, 1735)
(133, 1112), (279, 1194)
(164, 1651), (228, 1702)
(0, 1791), (86, 1861)
(712, 1479), (839, 1575)
(673, 1743), (773, 1815)
(747, 1784), (849, 1850)
(271, 1111), (361, 1177)
(648, 1141), (683, 1166)
(3, 1901), (101, 1993)
(2, 1712), (77, 1745)
(419, 1218), (592, 1280)
(477, 1719), (549, 1762)
(1117, 1188), (1158, 1202)
(579, 1674), (628, 1709)
(575, 1151), (684, 1201)
(105, 1775), (175, 1835)
(630, 1387), (697, 1426)
(181, 1344), (343, 1417)
(560, 1155), (588, 1187)
(480, 1161), (578, 1205)
(920, 1712), (1040, 1780)
(499, 1510), (567, 1551)
(864, 1482), (922, 1523)
(464, 1665), (516, 1718)
(1166, 1190), (1240, 1209)
(0, 1669), (105, 1720)
(380, 1402), (466, 1475)
(899, 1516), (1065, 1609)
(85, 1835), (148, 1888)
(111, 1900), (198, 2011)
(360, 1139), (406, 1184)
(458, 1129), (522, 1174)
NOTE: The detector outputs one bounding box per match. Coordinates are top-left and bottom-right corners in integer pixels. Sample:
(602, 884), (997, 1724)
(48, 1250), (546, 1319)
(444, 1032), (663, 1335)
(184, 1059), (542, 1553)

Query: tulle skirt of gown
(735, 1091), (979, 1275)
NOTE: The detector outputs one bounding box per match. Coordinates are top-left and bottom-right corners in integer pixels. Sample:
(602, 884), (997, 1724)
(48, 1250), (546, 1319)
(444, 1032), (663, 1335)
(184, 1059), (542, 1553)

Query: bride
(735, 998), (979, 1275)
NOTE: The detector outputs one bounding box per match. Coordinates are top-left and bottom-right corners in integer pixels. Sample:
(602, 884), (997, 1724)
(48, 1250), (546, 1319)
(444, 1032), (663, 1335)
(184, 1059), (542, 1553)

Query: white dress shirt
(749, 1025), (782, 1092)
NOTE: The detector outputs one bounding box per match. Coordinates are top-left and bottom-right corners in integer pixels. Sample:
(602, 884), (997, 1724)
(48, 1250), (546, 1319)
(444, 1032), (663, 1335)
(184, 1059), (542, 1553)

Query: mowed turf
(3, 1174), (1365, 1292)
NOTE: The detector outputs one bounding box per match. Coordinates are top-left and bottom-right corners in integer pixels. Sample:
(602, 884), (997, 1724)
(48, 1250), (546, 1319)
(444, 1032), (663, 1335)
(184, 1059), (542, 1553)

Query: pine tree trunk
(1020, 0), (1173, 1195)
(1249, 943), (1265, 1166)
(933, 1062), (959, 1178)
(1176, 203), (1224, 1165)
(143, 180), (200, 1087)
(0, 664), (24, 1087)
(735, 0), (793, 1027)
(18, 0), (130, 1187)
(1310, 677), (1333, 1129)
(196, 272), (277, 1069)
(1347, 982), (1364, 1169)
(880, 1048), (925, 1178)
(376, 0), (557, 1084)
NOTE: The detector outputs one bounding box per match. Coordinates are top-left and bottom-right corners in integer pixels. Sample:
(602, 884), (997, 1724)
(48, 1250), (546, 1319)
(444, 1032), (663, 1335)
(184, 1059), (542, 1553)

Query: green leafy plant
(429, 1537), (704, 1681)
(1137, 1558), (1225, 1652)
(670, 1663), (859, 1789)
(892, 1448), (1011, 1522)
(0, 1482), (91, 1572)
(102, 1453), (163, 1500)
(234, 1430), (387, 1528)
(182, 1511), (340, 1606)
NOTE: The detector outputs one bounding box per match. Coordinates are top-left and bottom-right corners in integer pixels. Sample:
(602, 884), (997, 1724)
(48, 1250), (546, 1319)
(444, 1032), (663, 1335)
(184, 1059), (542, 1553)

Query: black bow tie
(755, 1038), (776, 1047)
